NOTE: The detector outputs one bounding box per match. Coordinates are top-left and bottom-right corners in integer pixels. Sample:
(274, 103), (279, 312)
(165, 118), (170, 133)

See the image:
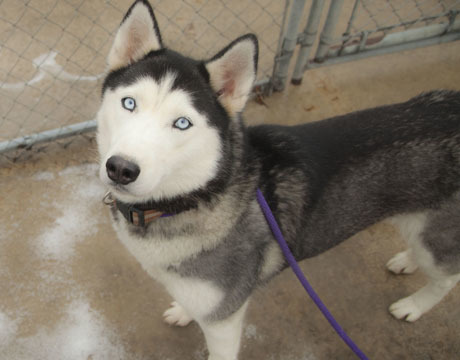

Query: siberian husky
(96, 1), (460, 359)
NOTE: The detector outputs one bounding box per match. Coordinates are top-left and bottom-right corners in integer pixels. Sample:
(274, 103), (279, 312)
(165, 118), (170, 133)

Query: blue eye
(122, 97), (136, 111)
(173, 117), (192, 130)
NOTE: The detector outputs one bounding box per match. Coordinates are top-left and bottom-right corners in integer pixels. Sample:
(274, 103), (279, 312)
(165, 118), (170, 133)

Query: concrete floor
(1, 41), (460, 359)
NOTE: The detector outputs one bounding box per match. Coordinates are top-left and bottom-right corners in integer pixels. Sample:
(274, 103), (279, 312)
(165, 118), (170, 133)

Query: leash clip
(102, 191), (115, 206)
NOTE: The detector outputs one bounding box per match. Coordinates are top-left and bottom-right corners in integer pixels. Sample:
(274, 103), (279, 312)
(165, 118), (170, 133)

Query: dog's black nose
(106, 155), (140, 185)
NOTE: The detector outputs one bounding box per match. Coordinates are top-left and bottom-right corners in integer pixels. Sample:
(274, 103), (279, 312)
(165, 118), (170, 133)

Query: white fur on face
(97, 73), (222, 202)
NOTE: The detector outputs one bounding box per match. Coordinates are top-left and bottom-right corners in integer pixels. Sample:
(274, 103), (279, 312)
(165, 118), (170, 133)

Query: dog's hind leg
(199, 301), (249, 360)
(388, 207), (460, 321)
(386, 213), (424, 276)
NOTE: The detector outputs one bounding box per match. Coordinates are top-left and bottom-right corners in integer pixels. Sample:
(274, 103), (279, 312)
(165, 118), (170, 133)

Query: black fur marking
(102, 48), (253, 220)
(250, 90), (460, 260)
(102, 49), (230, 132)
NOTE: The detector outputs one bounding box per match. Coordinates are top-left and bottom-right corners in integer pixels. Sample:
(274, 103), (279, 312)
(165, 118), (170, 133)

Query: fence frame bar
(305, 27), (460, 69)
(314, 0), (344, 62)
(0, 120), (96, 154)
(272, 0), (308, 91)
(291, 0), (326, 84)
(306, 17), (460, 69)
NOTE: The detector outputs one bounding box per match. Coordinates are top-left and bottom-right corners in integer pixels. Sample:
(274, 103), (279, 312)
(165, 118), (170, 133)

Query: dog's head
(97, 0), (258, 204)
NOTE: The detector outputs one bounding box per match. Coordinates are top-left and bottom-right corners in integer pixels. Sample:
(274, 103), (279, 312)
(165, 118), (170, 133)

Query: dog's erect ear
(205, 34), (258, 116)
(108, 0), (162, 70)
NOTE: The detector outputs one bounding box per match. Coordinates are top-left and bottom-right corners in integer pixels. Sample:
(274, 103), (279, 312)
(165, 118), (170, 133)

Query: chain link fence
(348, 0), (459, 34)
(273, 0), (460, 89)
(2, 0), (460, 163)
(0, 0), (287, 162)
(314, 0), (460, 61)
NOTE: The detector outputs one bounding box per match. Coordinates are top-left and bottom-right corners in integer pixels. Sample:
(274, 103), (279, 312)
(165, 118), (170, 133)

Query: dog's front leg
(199, 301), (249, 360)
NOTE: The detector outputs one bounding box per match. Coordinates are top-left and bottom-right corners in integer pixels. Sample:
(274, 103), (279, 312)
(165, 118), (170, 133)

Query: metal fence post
(0, 120), (97, 154)
(314, 0), (344, 62)
(291, 0), (326, 85)
(272, 0), (308, 92)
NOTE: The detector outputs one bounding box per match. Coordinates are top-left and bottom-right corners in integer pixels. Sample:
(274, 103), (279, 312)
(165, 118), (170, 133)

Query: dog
(96, 1), (460, 359)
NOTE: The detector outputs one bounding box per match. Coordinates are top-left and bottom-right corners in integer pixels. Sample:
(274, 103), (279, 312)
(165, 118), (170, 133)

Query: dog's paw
(389, 296), (422, 322)
(386, 251), (418, 274)
(163, 301), (193, 327)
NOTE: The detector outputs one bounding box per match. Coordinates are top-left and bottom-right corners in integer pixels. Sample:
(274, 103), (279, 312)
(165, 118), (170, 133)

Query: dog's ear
(108, 0), (162, 70)
(205, 34), (258, 116)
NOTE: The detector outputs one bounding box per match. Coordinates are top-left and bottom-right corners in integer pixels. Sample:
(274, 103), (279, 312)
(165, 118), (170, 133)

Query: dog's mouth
(106, 179), (153, 204)
(105, 183), (142, 204)
(112, 182), (127, 191)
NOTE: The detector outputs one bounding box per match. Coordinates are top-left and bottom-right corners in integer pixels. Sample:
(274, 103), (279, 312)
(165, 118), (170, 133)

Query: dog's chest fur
(108, 184), (285, 321)
(110, 201), (234, 272)
(110, 210), (228, 319)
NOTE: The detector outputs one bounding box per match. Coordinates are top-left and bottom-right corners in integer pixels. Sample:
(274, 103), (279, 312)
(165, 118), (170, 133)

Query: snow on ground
(0, 163), (129, 360)
(244, 324), (263, 341)
(0, 299), (126, 360)
(0, 311), (17, 348)
(33, 171), (55, 182)
(35, 164), (104, 261)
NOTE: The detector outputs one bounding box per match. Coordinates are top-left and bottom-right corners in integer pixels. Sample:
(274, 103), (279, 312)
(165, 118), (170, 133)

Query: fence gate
(0, 0), (288, 161)
(273, 0), (460, 90)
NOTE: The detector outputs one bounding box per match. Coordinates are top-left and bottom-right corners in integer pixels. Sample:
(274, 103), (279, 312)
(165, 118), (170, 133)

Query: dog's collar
(103, 192), (174, 226)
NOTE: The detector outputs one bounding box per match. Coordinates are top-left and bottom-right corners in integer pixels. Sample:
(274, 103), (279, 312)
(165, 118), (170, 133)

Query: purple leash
(256, 189), (369, 360)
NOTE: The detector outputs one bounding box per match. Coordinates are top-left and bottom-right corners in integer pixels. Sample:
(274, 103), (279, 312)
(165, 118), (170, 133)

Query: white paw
(389, 296), (422, 322)
(163, 301), (193, 327)
(386, 251), (418, 274)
